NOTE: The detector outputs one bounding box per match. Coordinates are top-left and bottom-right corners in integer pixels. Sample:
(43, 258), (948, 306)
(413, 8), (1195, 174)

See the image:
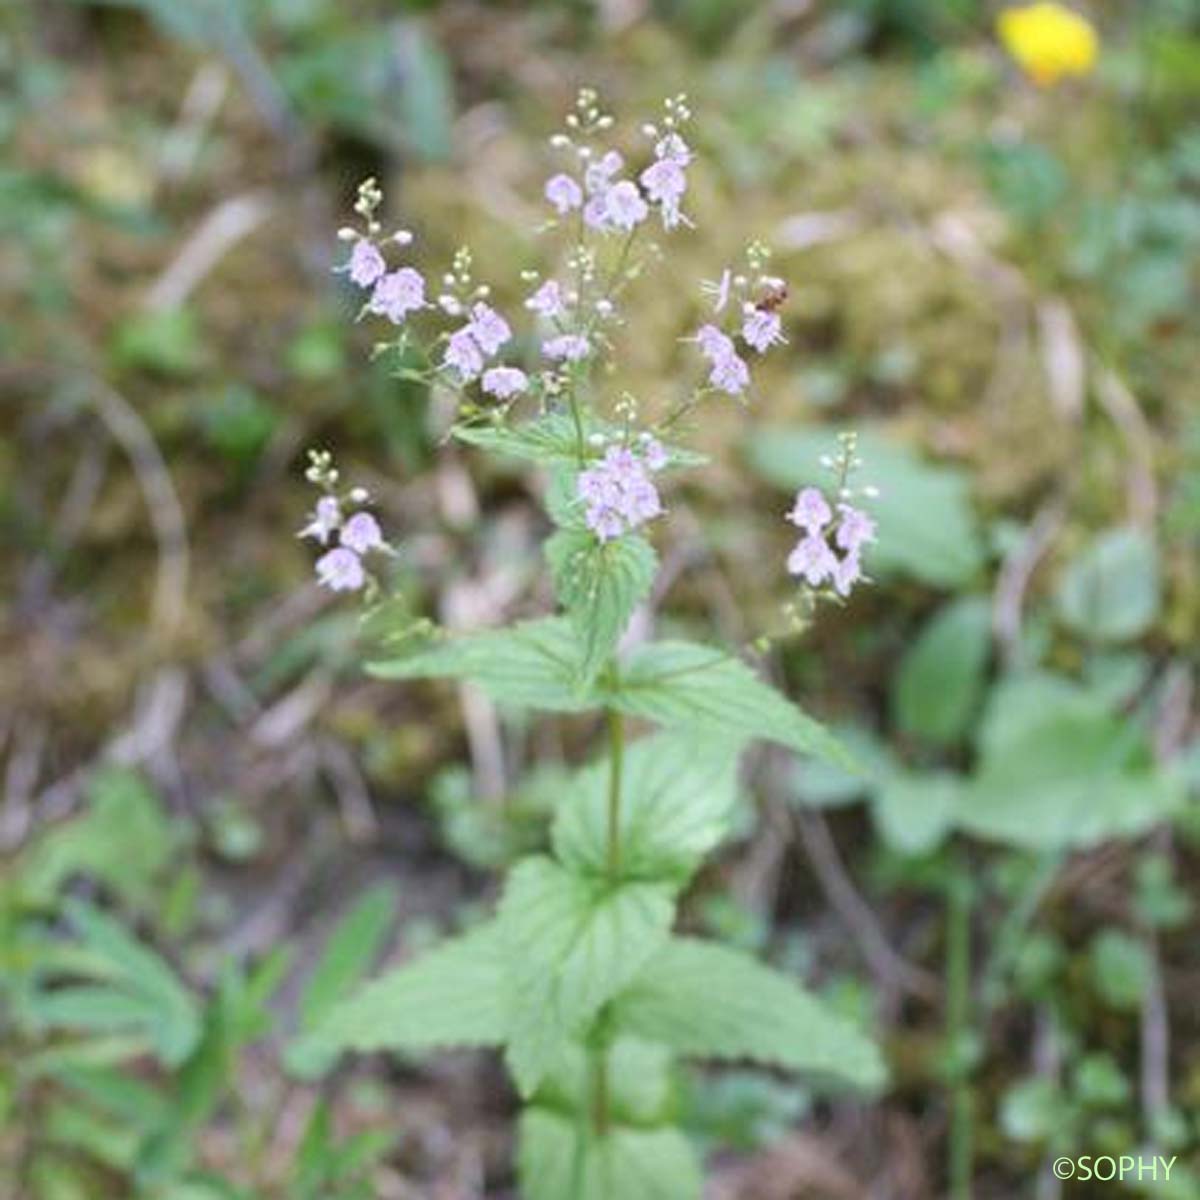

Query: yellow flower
(998, 3), (1099, 86)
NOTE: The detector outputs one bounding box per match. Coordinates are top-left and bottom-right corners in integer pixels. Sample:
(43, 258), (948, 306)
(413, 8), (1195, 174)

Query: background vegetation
(1, 0), (1197, 1196)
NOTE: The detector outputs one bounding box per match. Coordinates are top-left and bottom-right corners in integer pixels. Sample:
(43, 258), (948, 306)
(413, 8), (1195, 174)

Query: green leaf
(957, 673), (1184, 849)
(453, 413), (585, 464)
(518, 1109), (702, 1200)
(553, 733), (741, 886)
(393, 21), (455, 163)
(52, 901), (200, 1067)
(286, 883), (398, 1079)
(745, 427), (983, 587)
(1055, 526), (1161, 643)
(603, 642), (854, 771)
(611, 938), (886, 1092)
(21, 768), (174, 907)
(546, 529), (657, 688)
(368, 618), (590, 713)
(871, 771), (962, 855)
(534, 1038), (676, 1127)
(499, 857), (674, 1096)
(891, 596), (992, 745)
(301, 922), (510, 1059)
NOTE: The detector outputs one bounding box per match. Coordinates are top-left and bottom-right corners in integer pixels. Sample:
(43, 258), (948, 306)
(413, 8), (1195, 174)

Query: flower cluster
(785, 433), (877, 601)
(997, 2), (1098, 87)
(577, 436), (668, 542)
(299, 451), (389, 593)
(691, 243), (788, 399)
(543, 90), (693, 236)
(338, 179), (427, 324)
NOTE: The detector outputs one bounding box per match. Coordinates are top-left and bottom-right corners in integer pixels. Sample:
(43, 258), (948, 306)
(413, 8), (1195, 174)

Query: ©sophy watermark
(1052, 1155), (1177, 1182)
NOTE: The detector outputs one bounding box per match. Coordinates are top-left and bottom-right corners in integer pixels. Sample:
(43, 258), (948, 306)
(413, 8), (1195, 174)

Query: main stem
(947, 863), (974, 1200)
(605, 707), (624, 881)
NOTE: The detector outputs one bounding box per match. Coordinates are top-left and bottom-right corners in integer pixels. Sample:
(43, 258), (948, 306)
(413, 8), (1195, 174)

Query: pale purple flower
(316, 546), (366, 592)
(787, 487), (832, 533)
(787, 534), (838, 586)
(641, 436), (668, 471)
(368, 268), (426, 323)
(695, 323), (735, 361)
(481, 366), (529, 399)
(346, 239), (386, 288)
(526, 279), (566, 319)
(742, 307), (784, 353)
(835, 504), (876, 553)
(468, 303), (511, 356)
(708, 350), (750, 396)
(831, 552), (863, 597)
(298, 495), (341, 545)
(655, 132), (692, 166)
(444, 326), (485, 381)
(604, 180), (649, 231)
(340, 511), (384, 555)
(585, 151), (624, 195)
(588, 506), (626, 542)
(640, 157), (687, 228)
(583, 192), (612, 231)
(702, 269), (732, 314)
(543, 334), (590, 362)
(545, 173), (583, 215)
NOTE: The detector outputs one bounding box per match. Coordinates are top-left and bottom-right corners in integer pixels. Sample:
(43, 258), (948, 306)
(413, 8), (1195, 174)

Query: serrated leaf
(287, 883), (397, 1079)
(603, 642), (854, 771)
(891, 596), (992, 746)
(301, 922), (509, 1059)
(746, 427), (983, 587)
(368, 618), (590, 713)
(611, 938), (886, 1092)
(553, 733), (741, 885)
(546, 529), (657, 688)
(1055, 526), (1161, 643)
(499, 857), (674, 1096)
(519, 1108), (702, 1200)
(453, 413), (586, 463)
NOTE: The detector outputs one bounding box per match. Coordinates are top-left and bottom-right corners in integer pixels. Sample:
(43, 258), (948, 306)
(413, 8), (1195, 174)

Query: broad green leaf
(745, 427), (983, 587)
(871, 771), (962, 855)
(499, 857), (674, 1096)
(958, 673), (1184, 849)
(603, 642), (854, 771)
(546, 529), (657, 688)
(368, 618), (590, 713)
(518, 1109), (702, 1200)
(611, 938), (886, 1092)
(891, 596), (992, 745)
(287, 882), (398, 1079)
(1055, 526), (1161, 643)
(393, 21), (455, 163)
(553, 733), (741, 885)
(300, 922), (509, 1058)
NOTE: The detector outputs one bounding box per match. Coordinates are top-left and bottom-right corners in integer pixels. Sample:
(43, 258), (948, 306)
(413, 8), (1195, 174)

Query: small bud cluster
(338, 178), (426, 324)
(299, 450), (390, 594)
(784, 433), (877, 604)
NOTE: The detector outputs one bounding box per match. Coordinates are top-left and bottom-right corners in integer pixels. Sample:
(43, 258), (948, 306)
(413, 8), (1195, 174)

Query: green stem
(947, 863), (975, 1200)
(591, 1043), (611, 1137)
(606, 708), (624, 881)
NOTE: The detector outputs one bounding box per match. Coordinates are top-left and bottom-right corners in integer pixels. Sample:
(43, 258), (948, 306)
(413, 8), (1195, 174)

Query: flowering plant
(299, 90), (884, 1199)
